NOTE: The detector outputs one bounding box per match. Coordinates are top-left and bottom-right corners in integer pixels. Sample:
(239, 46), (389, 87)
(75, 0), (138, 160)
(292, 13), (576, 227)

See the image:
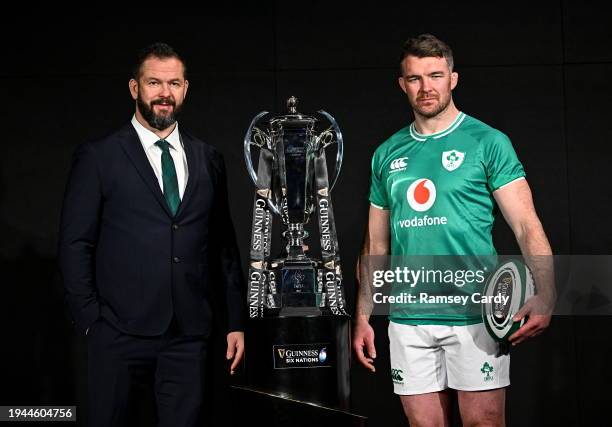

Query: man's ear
(398, 76), (408, 95)
(183, 79), (189, 98)
(129, 79), (138, 100)
(450, 71), (459, 91)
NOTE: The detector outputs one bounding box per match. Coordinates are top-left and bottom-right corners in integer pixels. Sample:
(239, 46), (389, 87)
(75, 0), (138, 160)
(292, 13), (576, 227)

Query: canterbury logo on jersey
(390, 157), (408, 172)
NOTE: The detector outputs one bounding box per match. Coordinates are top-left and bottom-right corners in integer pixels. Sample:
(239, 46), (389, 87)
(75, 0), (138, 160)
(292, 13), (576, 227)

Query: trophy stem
(284, 223), (309, 261)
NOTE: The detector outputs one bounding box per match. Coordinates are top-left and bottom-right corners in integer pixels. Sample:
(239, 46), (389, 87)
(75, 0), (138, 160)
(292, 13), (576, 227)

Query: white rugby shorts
(388, 321), (510, 395)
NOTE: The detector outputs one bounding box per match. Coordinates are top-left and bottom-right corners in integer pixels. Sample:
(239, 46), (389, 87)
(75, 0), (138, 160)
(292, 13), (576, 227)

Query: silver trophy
(245, 96), (347, 318)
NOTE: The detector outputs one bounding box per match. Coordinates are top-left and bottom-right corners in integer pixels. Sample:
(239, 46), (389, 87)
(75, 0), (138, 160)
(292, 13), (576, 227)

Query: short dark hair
(399, 34), (454, 75)
(132, 42), (187, 80)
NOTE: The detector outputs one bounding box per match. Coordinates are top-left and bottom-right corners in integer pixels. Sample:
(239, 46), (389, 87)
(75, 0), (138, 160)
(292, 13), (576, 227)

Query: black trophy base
(245, 315), (351, 410)
(230, 385), (368, 427)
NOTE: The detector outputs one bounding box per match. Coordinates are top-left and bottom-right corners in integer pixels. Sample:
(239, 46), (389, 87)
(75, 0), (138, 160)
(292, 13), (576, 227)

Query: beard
(137, 93), (183, 130)
(411, 90), (452, 119)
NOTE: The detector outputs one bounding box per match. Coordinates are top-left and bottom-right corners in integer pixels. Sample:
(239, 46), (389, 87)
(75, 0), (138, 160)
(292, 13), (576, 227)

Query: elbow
(370, 243), (389, 256)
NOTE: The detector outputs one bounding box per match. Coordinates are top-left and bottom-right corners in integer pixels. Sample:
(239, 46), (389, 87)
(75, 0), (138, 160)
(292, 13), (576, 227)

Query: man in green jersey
(353, 34), (555, 426)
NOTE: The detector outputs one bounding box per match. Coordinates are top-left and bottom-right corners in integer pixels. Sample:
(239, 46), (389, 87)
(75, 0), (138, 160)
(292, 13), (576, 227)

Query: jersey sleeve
(484, 131), (526, 193)
(368, 149), (390, 209)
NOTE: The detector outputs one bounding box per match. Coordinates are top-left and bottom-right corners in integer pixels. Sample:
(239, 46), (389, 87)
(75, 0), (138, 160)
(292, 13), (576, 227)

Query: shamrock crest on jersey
(442, 150), (465, 171)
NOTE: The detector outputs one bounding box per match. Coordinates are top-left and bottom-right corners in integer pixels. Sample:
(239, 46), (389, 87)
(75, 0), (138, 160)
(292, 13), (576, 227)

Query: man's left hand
(508, 295), (552, 345)
(226, 331), (245, 375)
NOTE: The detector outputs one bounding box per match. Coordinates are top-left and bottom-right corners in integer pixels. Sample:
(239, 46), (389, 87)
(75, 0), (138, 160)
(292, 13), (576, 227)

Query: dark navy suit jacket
(59, 122), (245, 337)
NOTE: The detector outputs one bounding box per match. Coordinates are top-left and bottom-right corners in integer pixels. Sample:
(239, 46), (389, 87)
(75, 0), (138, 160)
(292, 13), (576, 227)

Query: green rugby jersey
(369, 112), (525, 325)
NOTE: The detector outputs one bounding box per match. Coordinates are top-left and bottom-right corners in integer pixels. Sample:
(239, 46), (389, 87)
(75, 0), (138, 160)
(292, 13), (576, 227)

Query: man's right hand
(352, 320), (376, 372)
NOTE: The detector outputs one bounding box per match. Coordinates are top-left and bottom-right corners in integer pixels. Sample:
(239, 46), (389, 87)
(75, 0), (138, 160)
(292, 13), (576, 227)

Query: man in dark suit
(59, 43), (245, 427)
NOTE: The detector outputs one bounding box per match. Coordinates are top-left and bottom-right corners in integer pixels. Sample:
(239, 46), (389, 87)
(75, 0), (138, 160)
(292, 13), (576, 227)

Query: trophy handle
(244, 111), (270, 187)
(317, 110), (344, 191)
(243, 111), (281, 216)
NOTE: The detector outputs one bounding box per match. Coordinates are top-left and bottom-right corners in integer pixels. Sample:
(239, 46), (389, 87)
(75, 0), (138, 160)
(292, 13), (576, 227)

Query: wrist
(354, 314), (370, 325)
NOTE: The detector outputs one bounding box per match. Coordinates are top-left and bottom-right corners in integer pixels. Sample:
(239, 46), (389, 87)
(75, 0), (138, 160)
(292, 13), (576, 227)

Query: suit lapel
(118, 123), (173, 218)
(175, 132), (199, 218)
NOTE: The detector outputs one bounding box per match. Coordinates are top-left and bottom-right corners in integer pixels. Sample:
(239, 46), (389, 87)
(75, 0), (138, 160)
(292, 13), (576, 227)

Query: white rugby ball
(482, 259), (535, 341)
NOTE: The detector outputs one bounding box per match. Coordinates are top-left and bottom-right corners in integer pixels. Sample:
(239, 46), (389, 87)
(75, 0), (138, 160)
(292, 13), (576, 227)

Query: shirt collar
(131, 115), (181, 150)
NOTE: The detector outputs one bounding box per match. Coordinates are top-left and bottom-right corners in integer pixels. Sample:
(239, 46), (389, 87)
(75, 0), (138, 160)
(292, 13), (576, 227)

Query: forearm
(356, 236), (389, 323)
(355, 256), (372, 324)
(515, 222), (556, 305)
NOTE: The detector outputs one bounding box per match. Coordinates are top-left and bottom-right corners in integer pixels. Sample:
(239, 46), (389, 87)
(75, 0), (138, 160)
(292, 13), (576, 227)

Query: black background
(1, 3), (611, 426)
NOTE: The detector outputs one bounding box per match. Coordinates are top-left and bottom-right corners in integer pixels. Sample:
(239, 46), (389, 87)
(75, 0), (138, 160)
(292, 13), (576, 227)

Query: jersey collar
(409, 111), (466, 141)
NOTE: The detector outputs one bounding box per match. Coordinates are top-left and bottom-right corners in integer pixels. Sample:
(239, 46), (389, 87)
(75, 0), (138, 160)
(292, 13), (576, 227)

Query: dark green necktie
(155, 139), (180, 215)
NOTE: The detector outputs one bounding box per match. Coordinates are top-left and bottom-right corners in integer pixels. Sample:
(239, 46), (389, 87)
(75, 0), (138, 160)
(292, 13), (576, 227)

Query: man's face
(129, 56), (189, 130)
(398, 55), (458, 119)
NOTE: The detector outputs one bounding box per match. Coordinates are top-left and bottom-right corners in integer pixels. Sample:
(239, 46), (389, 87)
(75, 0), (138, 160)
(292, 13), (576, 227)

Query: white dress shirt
(131, 115), (189, 199)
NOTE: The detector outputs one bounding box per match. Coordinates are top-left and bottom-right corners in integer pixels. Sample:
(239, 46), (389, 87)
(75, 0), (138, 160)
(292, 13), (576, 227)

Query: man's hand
(508, 295), (552, 345)
(226, 331), (244, 375)
(352, 320), (376, 372)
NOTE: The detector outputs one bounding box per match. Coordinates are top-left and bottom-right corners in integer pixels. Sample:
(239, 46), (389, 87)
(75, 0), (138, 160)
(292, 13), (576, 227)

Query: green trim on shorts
(389, 317), (483, 326)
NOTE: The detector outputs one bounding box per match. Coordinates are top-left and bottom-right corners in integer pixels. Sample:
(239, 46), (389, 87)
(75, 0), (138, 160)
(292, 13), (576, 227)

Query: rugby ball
(482, 259), (535, 342)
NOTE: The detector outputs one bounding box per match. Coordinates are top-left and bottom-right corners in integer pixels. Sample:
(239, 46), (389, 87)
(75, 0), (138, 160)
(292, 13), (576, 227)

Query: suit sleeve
(58, 142), (102, 334)
(208, 152), (246, 333)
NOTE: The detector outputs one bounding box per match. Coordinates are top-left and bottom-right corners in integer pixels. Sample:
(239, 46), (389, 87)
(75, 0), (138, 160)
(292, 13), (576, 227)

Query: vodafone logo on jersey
(399, 178), (447, 228)
(406, 178), (437, 212)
